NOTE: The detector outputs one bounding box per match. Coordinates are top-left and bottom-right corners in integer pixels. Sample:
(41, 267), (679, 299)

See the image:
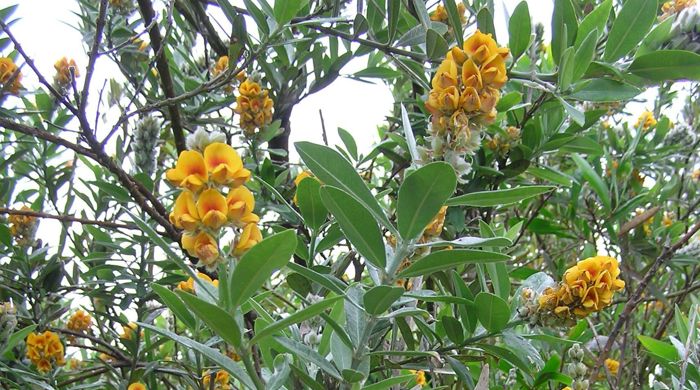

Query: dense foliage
(1, 0), (700, 389)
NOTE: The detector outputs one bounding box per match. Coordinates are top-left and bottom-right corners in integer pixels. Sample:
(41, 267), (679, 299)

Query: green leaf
(337, 128), (358, 160)
(603, 0), (657, 62)
(568, 78), (641, 102)
(398, 249), (510, 277)
(426, 28), (449, 60)
(387, 0), (401, 42)
(447, 185), (555, 207)
(444, 0), (464, 43)
(638, 335), (679, 362)
(442, 315), (464, 344)
(557, 96), (585, 126)
(151, 284), (196, 331)
(251, 295), (343, 344)
(527, 166), (573, 187)
(2, 325), (37, 358)
(296, 178), (327, 231)
(571, 154), (611, 211)
(287, 263), (346, 295)
(362, 374), (416, 390)
(476, 7), (496, 38)
(637, 17), (674, 57)
(274, 336), (342, 380)
(559, 136), (604, 156)
(508, 2), (531, 60)
(139, 323), (255, 388)
(629, 50), (700, 81)
(229, 230), (297, 308)
(474, 292), (510, 332)
(320, 186), (386, 269)
(574, 0), (611, 48)
(572, 31), (597, 81)
(273, 0), (309, 25)
(551, 0), (577, 65)
(397, 162), (457, 240)
(295, 142), (393, 231)
(0, 223), (10, 247)
(558, 47), (575, 90)
(363, 285), (404, 315)
(176, 290), (242, 348)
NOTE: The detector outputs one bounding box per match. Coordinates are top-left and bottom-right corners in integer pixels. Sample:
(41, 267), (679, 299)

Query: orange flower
(226, 186), (258, 226)
(423, 206), (447, 237)
(203, 142), (251, 186)
(120, 322), (140, 340)
(212, 56), (229, 77)
(563, 256), (625, 316)
(26, 331), (65, 373)
(202, 369), (231, 390)
(182, 231), (220, 268)
(166, 150), (208, 192)
(177, 272), (219, 293)
(54, 57), (79, 86)
(634, 110), (657, 131)
(67, 310), (92, 333)
(605, 358), (620, 375)
(0, 57), (22, 95)
(462, 29), (509, 64)
(128, 383), (147, 390)
(233, 223), (262, 255)
(196, 189), (229, 229)
(169, 190), (199, 231)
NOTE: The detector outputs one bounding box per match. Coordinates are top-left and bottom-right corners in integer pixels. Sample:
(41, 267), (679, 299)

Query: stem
(242, 352), (266, 390)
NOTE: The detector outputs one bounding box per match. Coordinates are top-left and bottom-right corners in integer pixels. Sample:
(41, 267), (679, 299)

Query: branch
(0, 207), (137, 230)
(137, 0), (187, 154)
(0, 118), (97, 160)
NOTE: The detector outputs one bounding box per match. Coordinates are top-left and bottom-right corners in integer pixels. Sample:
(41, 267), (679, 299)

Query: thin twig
(0, 207), (137, 230)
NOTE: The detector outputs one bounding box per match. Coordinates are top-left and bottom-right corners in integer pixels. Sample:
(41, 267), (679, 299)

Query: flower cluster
(9, 206), (38, 246)
(605, 358), (620, 376)
(0, 57), (22, 96)
(634, 110), (657, 131)
(53, 57), (79, 90)
(429, 3), (466, 24)
(202, 370), (231, 390)
(486, 126), (521, 158)
(661, 0), (697, 19)
(177, 272), (219, 293)
(26, 331), (66, 373)
(167, 141), (260, 270)
(562, 344), (590, 390)
(120, 322), (140, 340)
(109, 0), (134, 14)
(67, 310), (92, 333)
(212, 56), (246, 93)
(410, 369), (427, 386)
(235, 78), (274, 135)
(128, 383), (147, 390)
(519, 257), (625, 326)
(423, 30), (509, 178)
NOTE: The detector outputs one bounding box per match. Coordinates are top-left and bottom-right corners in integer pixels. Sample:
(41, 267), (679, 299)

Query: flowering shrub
(1, 0), (700, 389)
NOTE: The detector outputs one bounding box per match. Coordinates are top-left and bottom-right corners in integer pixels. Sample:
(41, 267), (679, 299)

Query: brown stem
(0, 207), (137, 230)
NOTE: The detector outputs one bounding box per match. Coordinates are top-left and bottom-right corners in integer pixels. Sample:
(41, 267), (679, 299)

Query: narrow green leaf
(638, 335), (679, 362)
(362, 374), (416, 390)
(568, 78), (642, 102)
(296, 178), (327, 231)
(571, 154), (611, 211)
(629, 50), (700, 81)
(251, 296), (343, 344)
(426, 28), (449, 60)
(337, 127), (358, 160)
(2, 325), (37, 357)
(363, 285), (404, 315)
(151, 284), (196, 331)
(397, 162), (457, 240)
(474, 292), (510, 332)
(572, 31), (597, 81)
(476, 7), (496, 38)
(604, 0), (657, 62)
(287, 262), (346, 295)
(274, 336), (342, 380)
(574, 0), (611, 48)
(508, 2), (531, 60)
(229, 230), (297, 308)
(551, 0), (577, 65)
(444, 0), (464, 43)
(558, 47), (575, 90)
(176, 291), (242, 348)
(387, 0), (401, 42)
(557, 96), (585, 126)
(442, 315), (464, 344)
(273, 0), (309, 25)
(447, 185), (555, 207)
(320, 186), (386, 269)
(398, 249), (510, 277)
(527, 166), (573, 187)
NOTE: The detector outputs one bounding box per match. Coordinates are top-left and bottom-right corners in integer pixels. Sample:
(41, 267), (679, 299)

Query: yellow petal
(197, 189), (229, 229)
(226, 186), (256, 225)
(166, 151), (208, 192)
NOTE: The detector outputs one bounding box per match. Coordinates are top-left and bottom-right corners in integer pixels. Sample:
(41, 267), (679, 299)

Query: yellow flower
(235, 79), (274, 134)
(196, 188), (229, 229)
(662, 211), (674, 227)
(120, 322), (139, 340)
(177, 272), (218, 293)
(424, 206), (447, 237)
(203, 142), (251, 186)
(26, 331), (65, 373)
(182, 231), (220, 268)
(563, 256), (626, 316)
(233, 223), (262, 255)
(0, 57), (22, 95)
(226, 186), (258, 226)
(429, 3), (466, 24)
(54, 57), (79, 86)
(67, 310), (92, 333)
(605, 358), (620, 375)
(293, 170), (317, 204)
(463, 29), (510, 64)
(212, 56), (229, 77)
(169, 190), (200, 231)
(661, 0), (697, 18)
(128, 383), (147, 390)
(410, 369), (427, 386)
(692, 169), (700, 181)
(562, 387), (573, 390)
(202, 370), (232, 390)
(68, 358), (83, 370)
(166, 150), (208, 192)
(9, 205), (37, 245)
(634, 110), (657, 131)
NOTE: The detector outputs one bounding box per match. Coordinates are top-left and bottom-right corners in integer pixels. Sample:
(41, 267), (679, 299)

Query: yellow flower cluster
(177, 272), (219, 293)
(424, 30), (509, 173)
(67, 310), (92, 333)
(26, 331), (66, 373)
(8, 206), (37, 246)
(235, 79), (274, 135)
(410, 369), (427, 386)
(202, 370), (231, 390)
(53, 57), (79, 88)
(0, 57), (22, 95)
(661, 0), (697, 19)
(120, 322), (141, 340)
(212, 56), (246, 93)
(634, 110), (657, 131)
(429, 3), (467, 24)
(538, 256), (625, 318)
(605, 358), (620, 375)
(635, 208), (654, 236)
(167, 142), (261, 269)
(662, 211), (674, 227)
(128, 383), (147, 390)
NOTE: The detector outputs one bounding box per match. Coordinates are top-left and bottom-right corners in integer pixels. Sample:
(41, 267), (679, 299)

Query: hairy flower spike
(0, 57), (22, 96)
(133, 116), (160, 176)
